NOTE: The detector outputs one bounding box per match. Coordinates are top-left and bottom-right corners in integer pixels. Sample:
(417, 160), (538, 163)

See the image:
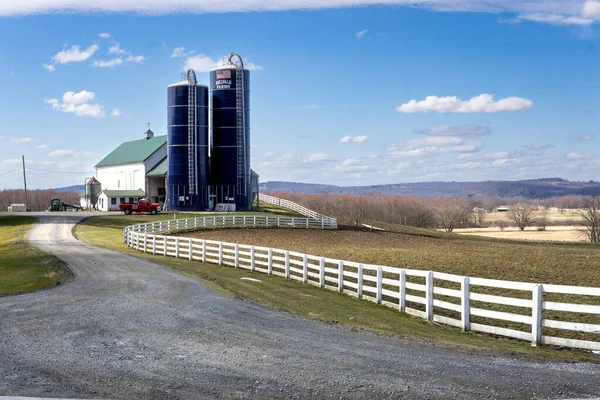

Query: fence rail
(122, 209), (600, 352)
(259, 193), (337, 228)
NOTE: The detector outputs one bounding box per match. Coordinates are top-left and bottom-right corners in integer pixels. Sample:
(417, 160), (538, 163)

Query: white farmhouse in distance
(93, 129), (167, 211)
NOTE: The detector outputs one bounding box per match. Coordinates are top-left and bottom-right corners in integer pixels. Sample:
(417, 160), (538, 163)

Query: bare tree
(536, 208), (549, 231)
(508, 204), (537, 231)
(435, 201), (471, 233)
(577, 196), (600, 244)
(496, 221), (508, 232)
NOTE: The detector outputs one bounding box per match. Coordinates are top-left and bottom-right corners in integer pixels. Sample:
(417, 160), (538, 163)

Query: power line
(26, 167), (94, 175)
(0, 168), (22, 177)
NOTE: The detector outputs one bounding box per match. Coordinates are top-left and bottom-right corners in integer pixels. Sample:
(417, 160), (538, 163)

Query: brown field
(451, 226), (584, 242)
(180, 226), (600, 287)
(483, 208), (581, 224)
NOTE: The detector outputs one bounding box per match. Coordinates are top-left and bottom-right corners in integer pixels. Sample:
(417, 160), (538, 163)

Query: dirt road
(0, 214), (599, 399)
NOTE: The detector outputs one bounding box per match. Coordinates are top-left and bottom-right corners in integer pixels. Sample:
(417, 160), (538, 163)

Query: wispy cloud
(171, 47), (195, 58)
(355, 29), (368, 38)
(397, 94), (533, 113)
(574, 133), (598, 141)
(413, 125), (491, 137)
(92, 58), (123, 68)
(42, 63), (56, 72)
(10, 137), (31, 144)
(184, 54), (261, 71)
(44, 90), (108, 118)
(340, 135), (368, 143)
(567, 152), (593, 159)
(49, 149), (75, 157)
(35, 144), (48, 149)
(98, 32), (112, 39)
(109, 43), (126, 54)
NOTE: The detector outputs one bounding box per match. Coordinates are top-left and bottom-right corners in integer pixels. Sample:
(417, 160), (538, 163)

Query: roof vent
(144, 129), (154, 140)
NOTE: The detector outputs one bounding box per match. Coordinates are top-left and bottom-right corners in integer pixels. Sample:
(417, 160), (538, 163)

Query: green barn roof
(95, 135), (167, 168)
(100, 189), (146, 197)
(146, 157), (167, 177)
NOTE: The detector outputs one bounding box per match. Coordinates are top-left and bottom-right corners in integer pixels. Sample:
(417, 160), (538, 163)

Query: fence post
(251, 247), (256, 272)
(202, 240), (206, 263)
(357, 264), (364, 299)
(267, 248), (273, 275)
(532, 284), (543, 347)
(338, 261), (344, 292)
(461, 277), (470, 332)
(426, 271), (434, 322)
(376, 267), (383, 304)
(188, 238), (193, 261)
(234, 244), (239, 268)
(163, 237), (168, 256)
(143, 234), (147, 253)
(399, 269), (406, 312)
(253, 216), (256, 227)
(152, 235), (156, 256)
(303, 255), (308, 283)
(218, 242), (223, 266)
(319, 258), (325, 288)
(284, 251), (290, 279)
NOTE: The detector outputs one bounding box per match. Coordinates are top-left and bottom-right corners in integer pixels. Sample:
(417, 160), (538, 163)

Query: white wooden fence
(123, 216), (600, 352)
(259, 193), (337, 228)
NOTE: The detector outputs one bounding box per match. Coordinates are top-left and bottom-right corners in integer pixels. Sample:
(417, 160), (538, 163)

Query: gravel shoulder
(0, 214), (599, 399)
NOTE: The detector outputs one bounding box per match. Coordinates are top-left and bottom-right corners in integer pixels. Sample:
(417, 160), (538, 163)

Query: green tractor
(50, 199), (64, 211)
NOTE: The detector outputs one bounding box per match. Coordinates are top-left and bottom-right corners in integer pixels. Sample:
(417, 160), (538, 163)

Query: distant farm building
(497, 206), (509, 212)
(473, 207), (486, 213)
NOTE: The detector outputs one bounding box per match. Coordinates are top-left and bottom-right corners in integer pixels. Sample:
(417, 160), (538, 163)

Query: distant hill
(261, 178), (600, 199)
(53, 185), (85, 193)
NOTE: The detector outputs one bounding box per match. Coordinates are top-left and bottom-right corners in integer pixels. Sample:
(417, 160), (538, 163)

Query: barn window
(111, 198), (117, 205)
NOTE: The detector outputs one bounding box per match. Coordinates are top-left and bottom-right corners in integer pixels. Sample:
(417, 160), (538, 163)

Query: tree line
(0, 189), (79, 212)
(267, 192), (600, 244)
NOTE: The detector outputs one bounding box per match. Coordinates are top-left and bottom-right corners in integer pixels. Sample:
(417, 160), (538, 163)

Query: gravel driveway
(0, 214), (599, 399)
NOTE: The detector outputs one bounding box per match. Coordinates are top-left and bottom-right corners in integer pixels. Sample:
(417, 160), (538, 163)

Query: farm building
(89, 128), (167, 211)
(497, 206), (509, 212)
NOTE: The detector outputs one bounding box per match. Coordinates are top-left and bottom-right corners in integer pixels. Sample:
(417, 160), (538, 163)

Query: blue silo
(167, 69), (210, 211)
(210, 53), (252, 211)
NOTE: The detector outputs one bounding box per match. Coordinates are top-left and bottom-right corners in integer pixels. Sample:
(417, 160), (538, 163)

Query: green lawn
(0, 215), (69, 295)
(75, 214), (600, 361)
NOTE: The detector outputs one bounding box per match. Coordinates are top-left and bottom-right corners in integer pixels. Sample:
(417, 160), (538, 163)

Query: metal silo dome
(167, 69), (210, 211)
(210, 53), (252, 211)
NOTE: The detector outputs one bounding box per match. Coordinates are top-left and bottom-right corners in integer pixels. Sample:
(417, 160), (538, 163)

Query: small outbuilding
(97, 189), (147, 212)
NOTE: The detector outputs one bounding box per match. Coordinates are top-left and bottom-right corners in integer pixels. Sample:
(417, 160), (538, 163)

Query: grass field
(75, 214), (600, 361)
(452, 225), (584, 243)
(0, 215), (69, 295)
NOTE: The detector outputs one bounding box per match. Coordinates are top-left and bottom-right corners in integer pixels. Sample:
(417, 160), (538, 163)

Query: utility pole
(22, 155), (28, 212)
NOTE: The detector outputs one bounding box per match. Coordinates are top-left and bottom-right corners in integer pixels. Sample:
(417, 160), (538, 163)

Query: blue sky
(1, 0), (600, 189)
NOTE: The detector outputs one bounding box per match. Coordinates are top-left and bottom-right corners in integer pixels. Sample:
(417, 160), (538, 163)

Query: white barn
(93, 129), (167, 211)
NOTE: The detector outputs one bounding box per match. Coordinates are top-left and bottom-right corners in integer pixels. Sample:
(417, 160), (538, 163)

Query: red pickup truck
(119, 199), (162, 215)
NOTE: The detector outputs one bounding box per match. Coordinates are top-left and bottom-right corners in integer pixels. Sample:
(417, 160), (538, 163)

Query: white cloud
(484, 151), (510, 159)
(44, 90), (107, 118)
(171, 47), (195, 58)
(303, 153), (331, 163)
(355, 29), (368, 38)
(184, 55), (220, 72)
(112, 108), (121, 117)
(340, 135), (368, 143)
(184, 54), (261, 72)
(511, 13), (594, 26)
(109, 43), (126, 54)
(0, 1), (592, 20)
(388, 136), (480, 158)
(574, 133), (598, 141)
(567, 152), (593, 159)
(397, 94), (533, 113)
(10, 137), (31, 144)
(582, 1), (600, 19)
(92, 58), (124, 68)
(98, 32), (112, 39)
(52, 44), (99, 64)
(126, 55), (145, 64)
(49, 149), (74, 157)
(413, 125), (491, 137)
(42, 63), (56, 72)
(246, 62), (263, 71)
(35, 144), (48, 149)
